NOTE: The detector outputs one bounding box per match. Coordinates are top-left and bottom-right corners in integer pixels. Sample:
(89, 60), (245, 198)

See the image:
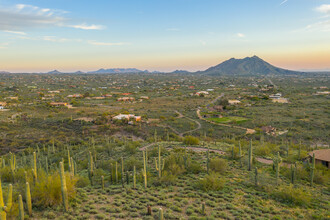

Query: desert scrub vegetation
(0, 135), (328, 219)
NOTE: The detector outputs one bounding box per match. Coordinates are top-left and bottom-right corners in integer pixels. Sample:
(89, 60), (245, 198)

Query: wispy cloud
(67, 23), (105, 30)
(237, 33), (245, 38)
(166, 28), (180, 32)
(0, 4), (105, 31)
(303, 20), (330, 32)
(3, 30), (26, 35)
(279, 0), (289, 6)
(0, 42), (9, 49)
(88, 40), (129, 46)
(315, 4), (330, 14)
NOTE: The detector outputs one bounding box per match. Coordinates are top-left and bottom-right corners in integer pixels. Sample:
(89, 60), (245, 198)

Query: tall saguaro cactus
(254, 167), (258, 186)
(59, 162), (69, 212)
(142, 151), (148, 188)
(121, 157), (124, 186)
(33, 152), (37, 182)
(248, 140), (253, 171)
(133, 166), (136, 189)
(238, 141), (243, 167)
(26, 182), (32, 216)
(0, 180), (12, 220)
(18, 194), (24, 220)
(310, 153), (315, 187)
(273, 152), (282, 184)
(155, 145), (165, 178)
(88, 152), (94, 185)
(206, 147), (210, 174)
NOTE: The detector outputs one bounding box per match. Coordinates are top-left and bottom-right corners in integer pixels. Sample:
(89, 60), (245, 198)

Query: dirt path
(196, 109), (256, 134)
(139, 142), (289, 167)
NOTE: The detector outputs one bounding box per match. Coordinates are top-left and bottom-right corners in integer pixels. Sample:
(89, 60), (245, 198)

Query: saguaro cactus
(133, 166), (136, 189)
(310, 153), (315, 187)
(155, 145), (165, 178)
(101, 176), (104, 190)
(18, 194), (24, 220)
(88, 152), (94, 185)
(248, 140), (253, 171)
(159, 208), (163, 220)
(33, 152), (37, 181)
(201, 202), (206, 215)
(273, 152), (282, 184)
(290, 164), (296, 185)
(121, 157), (124, 186)
(59, 162), (69, 212)
(238, 141), (243, 167)
(26, 182), (32, 216)
(115, 162), (118, 183)
(142, 151), (148, 188)
(0, 180), (12, 220)
(206, 147), (210, 174)
(254, 167), (258, 186)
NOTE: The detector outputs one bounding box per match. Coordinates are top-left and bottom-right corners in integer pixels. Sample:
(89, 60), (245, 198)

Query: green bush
(210, 158), (227, 174)
(196, 172), (226, 192)
(271, 184), (311, 206)
(183, 136), (200, 145)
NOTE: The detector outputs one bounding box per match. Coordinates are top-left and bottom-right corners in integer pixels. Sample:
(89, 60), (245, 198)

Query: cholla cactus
(0, 180), (12, 220)
(155, 145), (165, 178)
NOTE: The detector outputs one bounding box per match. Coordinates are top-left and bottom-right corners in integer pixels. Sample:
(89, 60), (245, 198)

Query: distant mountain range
(199, 56), (302, 75)
(88, 68), (144, 74)
(1, 56), (328, 75)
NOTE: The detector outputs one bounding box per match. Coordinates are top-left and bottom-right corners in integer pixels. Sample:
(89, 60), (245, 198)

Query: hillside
(201, 56), (302, 75)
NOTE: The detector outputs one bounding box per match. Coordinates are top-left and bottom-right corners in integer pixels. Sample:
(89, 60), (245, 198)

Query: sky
(0, 0), (330, 72)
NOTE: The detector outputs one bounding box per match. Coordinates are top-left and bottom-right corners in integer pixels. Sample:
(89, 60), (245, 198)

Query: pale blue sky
(0, 0), (330, 72)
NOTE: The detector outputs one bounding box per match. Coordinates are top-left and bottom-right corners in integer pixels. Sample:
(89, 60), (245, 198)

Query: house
(195, 91), (209, 96)
(228, 100), (241, 105)
(269, 93), (282, 99)
(113, 114), (141, 122)
(49, 102), (68, 107)
(0, 102), (7, 107)
(67, 94), (83, 98)
(140, 96), (149, 100)
(308, 149), (330, 169)
(0, 106), (4, 110)
(261, 126), (277, 136)
(117, 97), (135, 102)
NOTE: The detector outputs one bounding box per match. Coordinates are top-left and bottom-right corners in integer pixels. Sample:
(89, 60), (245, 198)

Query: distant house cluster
(228, 99), (241, 105)
(195, 91), (209, 96)
(49, 102), (68, 107)
(113, 114), (141, 122)
(117, 97), (135, 102)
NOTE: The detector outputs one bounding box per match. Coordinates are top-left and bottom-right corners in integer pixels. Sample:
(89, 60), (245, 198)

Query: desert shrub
(210, 158), (227, 174)
(76, 176), (90, 188)
(31, 171), (78, 208)
(196, 172), (226, 192)
(183, 136), (200, 145)
(154, 171), (177, 186)
(271, 184), (311, 206)
(164, 153), (185, 176)
(187, 161), (203, 174)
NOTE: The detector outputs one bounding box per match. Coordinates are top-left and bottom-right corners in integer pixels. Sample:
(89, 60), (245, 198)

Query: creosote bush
(271, 184), (311, 207)
(210, 158), (227, 174)
(183, 136), (200, 145)
(196, 172), (226, 192)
